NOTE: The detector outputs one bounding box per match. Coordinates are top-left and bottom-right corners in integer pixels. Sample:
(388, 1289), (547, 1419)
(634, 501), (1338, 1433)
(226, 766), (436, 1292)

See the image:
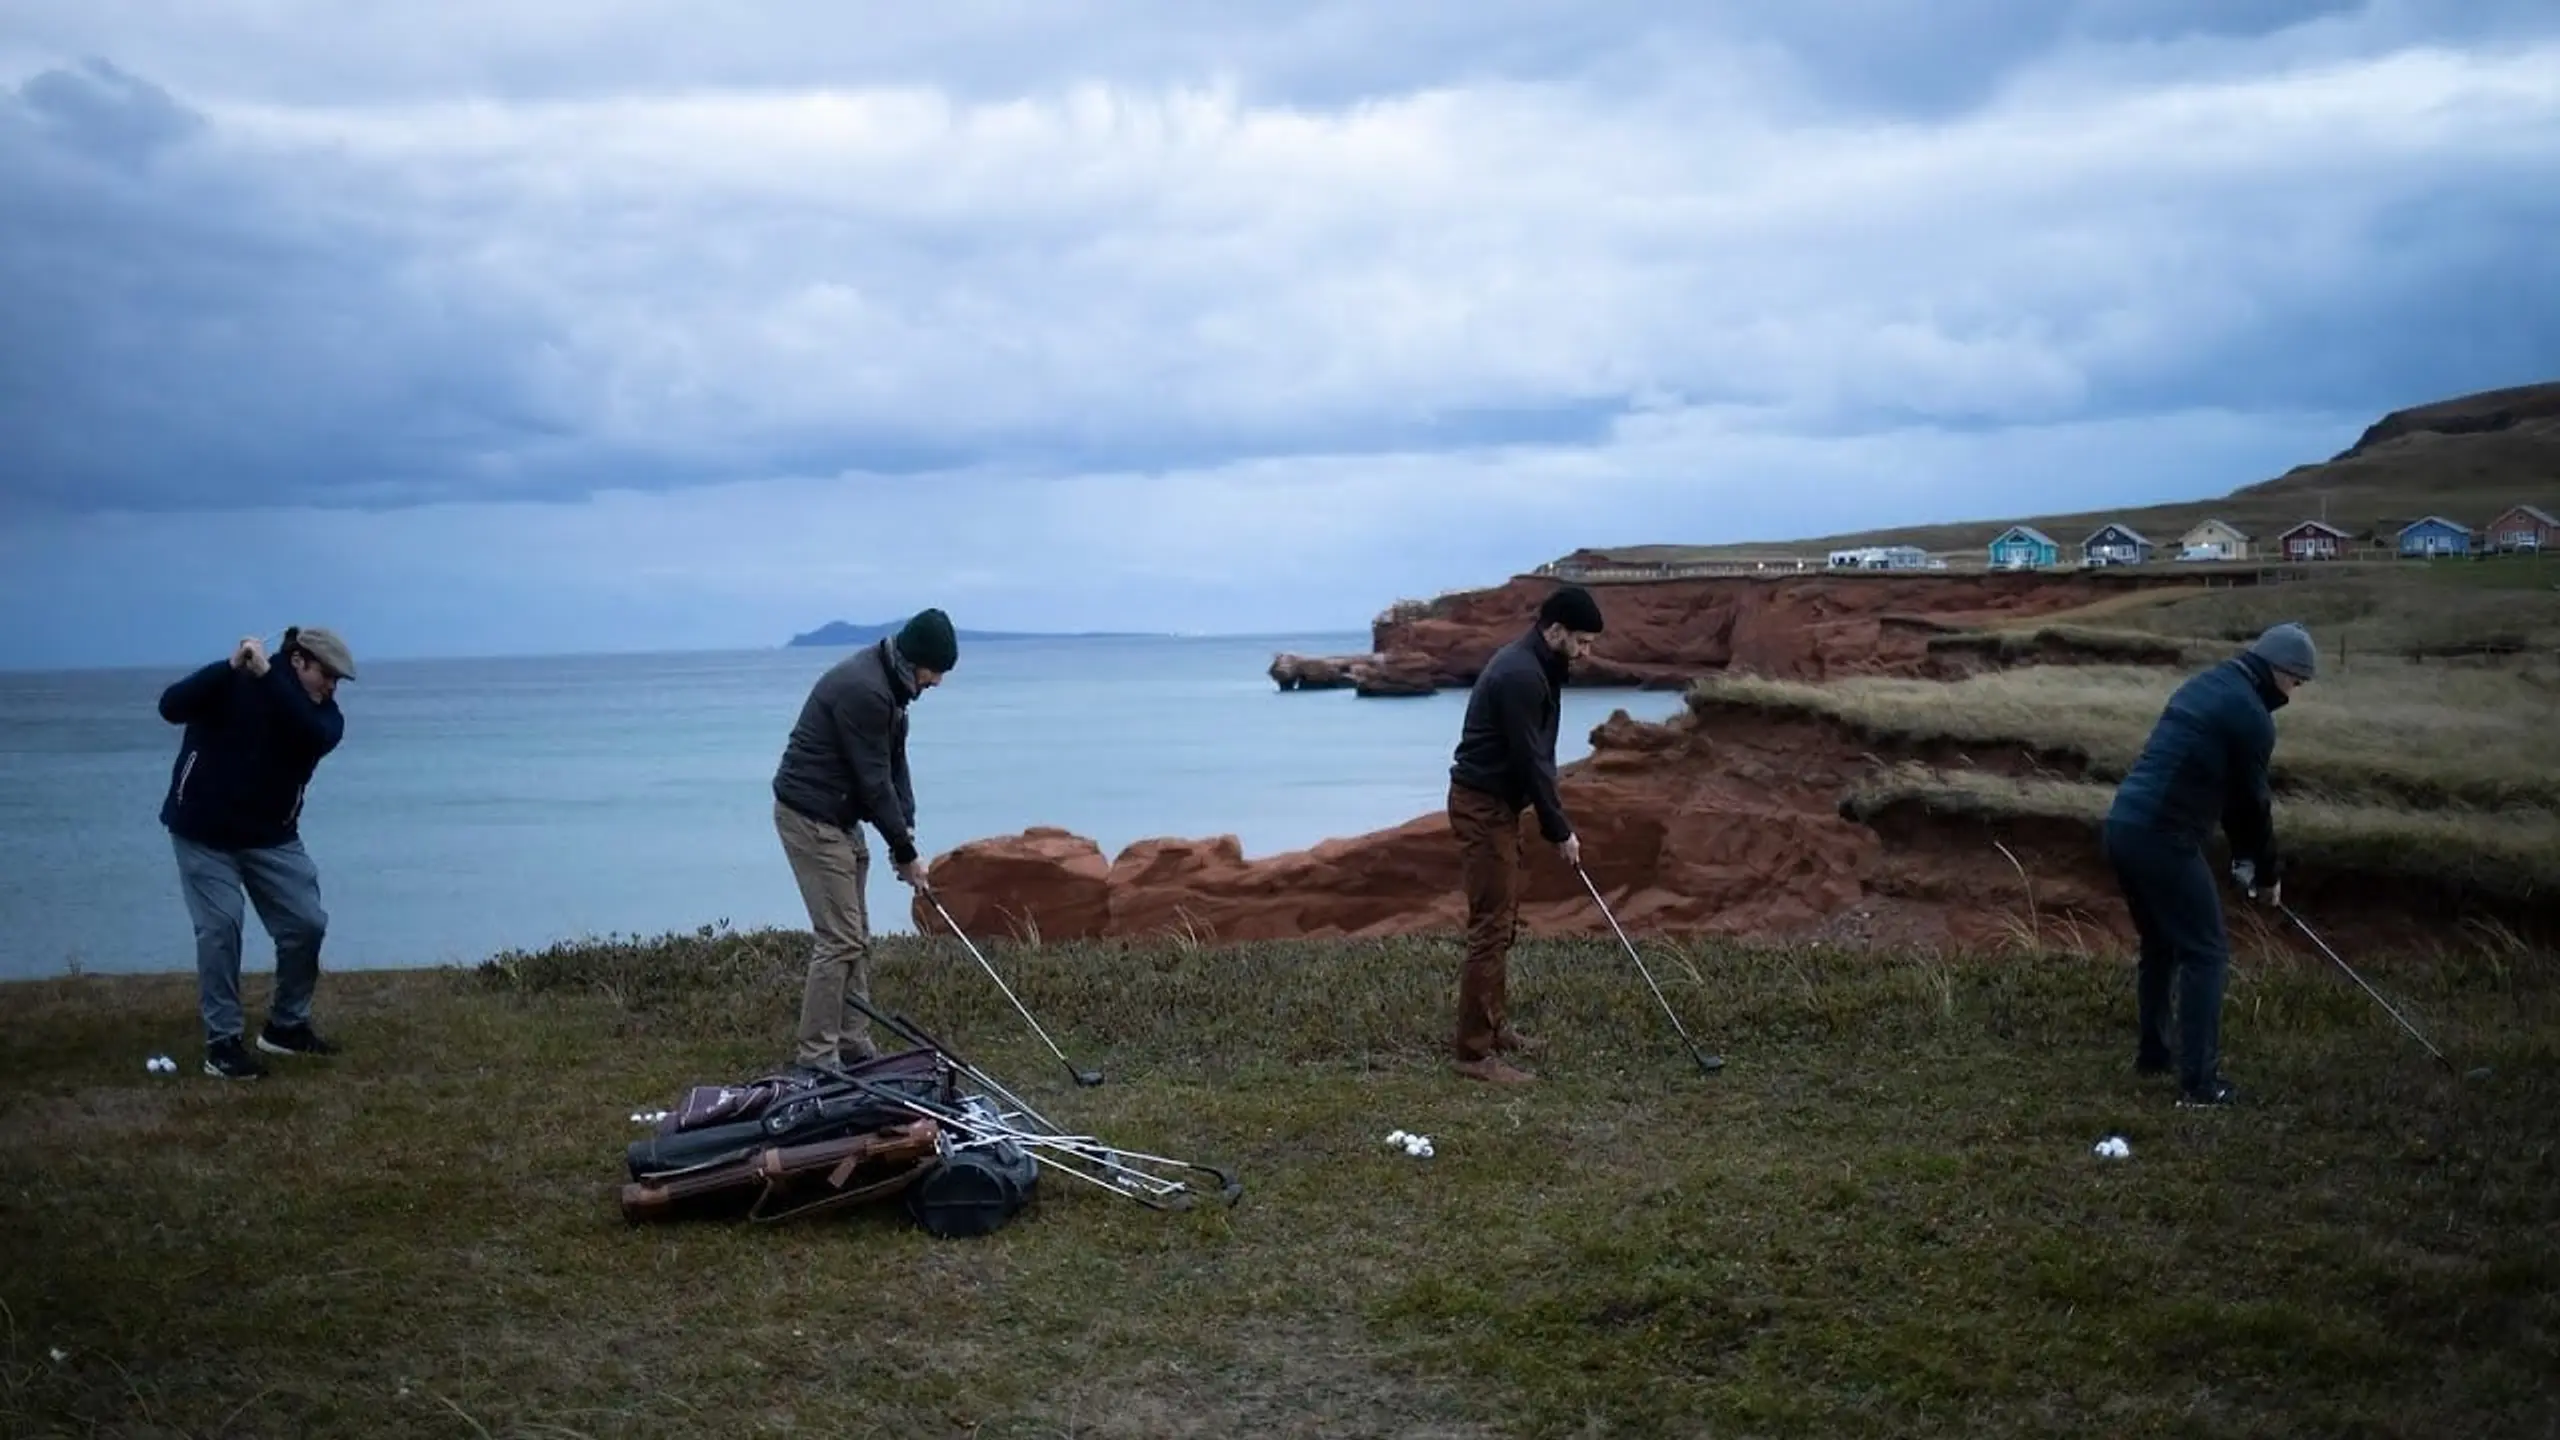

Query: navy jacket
(771, 639), (921, 866)
(157, 660), (347, 851)
(1449, 626), (1574, 843)
(2105, 652), (2283, 869)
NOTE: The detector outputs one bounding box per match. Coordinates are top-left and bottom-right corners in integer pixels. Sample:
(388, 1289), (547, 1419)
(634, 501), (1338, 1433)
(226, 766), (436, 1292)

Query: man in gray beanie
(2102, 621), (2316, 1108)
(770, 608), (956, 1070)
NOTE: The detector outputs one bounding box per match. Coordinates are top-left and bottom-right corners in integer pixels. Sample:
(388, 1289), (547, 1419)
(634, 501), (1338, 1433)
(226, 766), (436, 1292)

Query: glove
(2232, 855), (2282, 904)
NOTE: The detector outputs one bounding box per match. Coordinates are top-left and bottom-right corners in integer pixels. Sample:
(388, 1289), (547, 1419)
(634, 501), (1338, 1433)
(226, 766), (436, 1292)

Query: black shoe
(204, 1036), (268, 1080)
(2176, 1078), (2239, 1108)
(256, 1021), (340, 1058)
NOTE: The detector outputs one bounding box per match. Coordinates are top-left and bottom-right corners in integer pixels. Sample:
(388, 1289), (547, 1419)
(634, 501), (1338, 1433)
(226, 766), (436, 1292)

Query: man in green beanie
(771, 608), (957, 1069)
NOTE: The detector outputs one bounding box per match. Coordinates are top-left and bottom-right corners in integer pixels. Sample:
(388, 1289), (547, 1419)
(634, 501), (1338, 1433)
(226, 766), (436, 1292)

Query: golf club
(1576, 863), (1724, 1076)
(2278, 901), (2490, 1082)
(927, 893), (1105, 1087)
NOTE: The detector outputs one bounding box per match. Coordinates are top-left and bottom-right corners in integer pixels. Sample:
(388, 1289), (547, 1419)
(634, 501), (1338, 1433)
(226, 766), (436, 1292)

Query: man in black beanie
(1443, 584), (1607, 1084)
(771, 608), (958, 1069)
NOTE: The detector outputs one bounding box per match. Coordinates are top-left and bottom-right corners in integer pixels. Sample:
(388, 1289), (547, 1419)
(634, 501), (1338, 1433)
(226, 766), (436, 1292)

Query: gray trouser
(173, 834), (328, 1044)
(775, 800), (877, 1066)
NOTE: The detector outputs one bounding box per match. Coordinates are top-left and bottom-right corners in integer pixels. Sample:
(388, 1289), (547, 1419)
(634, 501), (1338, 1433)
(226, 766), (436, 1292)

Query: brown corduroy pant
(1447, 780), (1525, 1062)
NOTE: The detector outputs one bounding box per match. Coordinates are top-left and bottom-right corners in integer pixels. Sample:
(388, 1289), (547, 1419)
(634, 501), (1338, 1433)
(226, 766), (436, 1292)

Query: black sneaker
(204, 1036), (268, 1080)
(256, 1021), (340, 1058)
(2176, 1078), (2240, 1108)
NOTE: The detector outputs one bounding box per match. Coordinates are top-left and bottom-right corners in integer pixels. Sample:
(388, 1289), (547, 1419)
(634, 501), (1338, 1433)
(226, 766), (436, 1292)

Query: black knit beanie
(1536, 585), (1605, 634)
(894, 608), (959, 672)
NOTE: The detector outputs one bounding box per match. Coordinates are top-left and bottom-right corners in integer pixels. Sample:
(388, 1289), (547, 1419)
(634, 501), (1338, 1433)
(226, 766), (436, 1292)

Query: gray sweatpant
(172, 834), (328, 1044)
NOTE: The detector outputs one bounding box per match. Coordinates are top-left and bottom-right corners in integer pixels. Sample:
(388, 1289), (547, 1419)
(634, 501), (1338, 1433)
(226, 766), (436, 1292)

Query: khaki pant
(775, 799), (878, 1067)
(1448, 780), (1525, 1062)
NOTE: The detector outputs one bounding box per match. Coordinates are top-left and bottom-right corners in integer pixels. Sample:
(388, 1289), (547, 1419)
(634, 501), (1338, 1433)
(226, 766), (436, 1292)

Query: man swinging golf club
(772, 608), (956, 1072)
(1444, 584), (1606, 1085)
(2102, 621), (2316, 1108)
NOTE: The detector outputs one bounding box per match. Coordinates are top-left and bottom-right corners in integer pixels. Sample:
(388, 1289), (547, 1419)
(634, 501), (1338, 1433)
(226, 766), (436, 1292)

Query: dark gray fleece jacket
(772, 639), (921, 865)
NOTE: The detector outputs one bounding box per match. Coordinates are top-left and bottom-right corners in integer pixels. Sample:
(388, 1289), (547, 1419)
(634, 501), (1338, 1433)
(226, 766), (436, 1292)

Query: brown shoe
(1494, 1028), (1545, 1058)
(1453, 1056), (1537, 1085)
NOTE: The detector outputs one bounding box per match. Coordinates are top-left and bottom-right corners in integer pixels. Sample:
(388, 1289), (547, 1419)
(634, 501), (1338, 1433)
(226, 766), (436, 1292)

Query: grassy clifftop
(4, 925), (2554, 1437)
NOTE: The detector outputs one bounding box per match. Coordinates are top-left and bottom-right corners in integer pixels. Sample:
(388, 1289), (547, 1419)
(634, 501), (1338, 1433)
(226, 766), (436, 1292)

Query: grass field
(1692, 656), (2560, 815)
(2105, 557), (2560, 656)
(3, 924), (2555, 1439)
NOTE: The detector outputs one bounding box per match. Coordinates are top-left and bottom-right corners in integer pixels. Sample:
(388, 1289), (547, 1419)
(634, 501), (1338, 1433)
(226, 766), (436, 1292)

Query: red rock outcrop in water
(1271, 569), (2218, 694)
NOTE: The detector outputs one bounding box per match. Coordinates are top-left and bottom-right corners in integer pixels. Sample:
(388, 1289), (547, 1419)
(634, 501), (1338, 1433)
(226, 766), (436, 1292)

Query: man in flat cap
(157, 625), (357, 1079)
(771, 608), (957, 1070)
(2103, 621), (2317, 1108)
(1444, 584), (1607, 1085)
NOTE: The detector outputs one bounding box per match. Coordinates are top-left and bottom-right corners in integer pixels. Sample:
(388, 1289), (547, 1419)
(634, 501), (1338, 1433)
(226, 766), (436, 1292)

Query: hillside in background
(1569, 380), (2560, 564)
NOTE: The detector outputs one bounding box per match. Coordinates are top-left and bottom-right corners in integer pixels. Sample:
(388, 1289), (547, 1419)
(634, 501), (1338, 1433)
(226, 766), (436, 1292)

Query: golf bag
(905, 1096), (1041, 1238)
(619, 1047), (954, 1225)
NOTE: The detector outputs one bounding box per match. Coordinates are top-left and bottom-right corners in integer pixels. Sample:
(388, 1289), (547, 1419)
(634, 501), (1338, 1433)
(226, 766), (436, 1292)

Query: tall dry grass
(1842, 763), (2560, 900)
(1691, 656), (2560, 812)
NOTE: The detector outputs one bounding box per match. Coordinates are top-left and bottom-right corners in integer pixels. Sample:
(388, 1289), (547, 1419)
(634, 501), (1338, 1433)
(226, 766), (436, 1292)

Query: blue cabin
(1987, 525), (2060, 570)
(2080, 523), (2154, 566)
(2395, 515), (2473, 559)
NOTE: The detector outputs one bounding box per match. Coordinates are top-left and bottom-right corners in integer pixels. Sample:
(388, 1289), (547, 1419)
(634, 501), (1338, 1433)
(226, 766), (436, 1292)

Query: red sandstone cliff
(1271, 570), (2214, 695)
(918, 695), (2540, 957)
(918, 702), (2112, 954)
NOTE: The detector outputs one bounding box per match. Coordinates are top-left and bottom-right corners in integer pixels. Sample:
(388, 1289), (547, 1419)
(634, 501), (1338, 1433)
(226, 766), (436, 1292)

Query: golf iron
(927, 893), (1105, 1087)
(1577, 864), (1724, 1076)
(2278, 901), (2491, 1082)
(840, 991), (1239, 1207)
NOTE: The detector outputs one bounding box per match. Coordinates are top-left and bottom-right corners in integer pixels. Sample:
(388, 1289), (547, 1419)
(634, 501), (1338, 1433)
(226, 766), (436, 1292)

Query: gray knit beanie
(2247, 622), (2317, 681)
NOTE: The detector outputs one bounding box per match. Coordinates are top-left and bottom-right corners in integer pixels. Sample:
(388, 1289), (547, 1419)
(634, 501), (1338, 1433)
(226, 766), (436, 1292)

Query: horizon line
(0, 628), (1379, 677)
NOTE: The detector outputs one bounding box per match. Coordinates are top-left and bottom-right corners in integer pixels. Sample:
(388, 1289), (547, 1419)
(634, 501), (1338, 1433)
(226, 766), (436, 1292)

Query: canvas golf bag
(618, 1046), (1040, 1234)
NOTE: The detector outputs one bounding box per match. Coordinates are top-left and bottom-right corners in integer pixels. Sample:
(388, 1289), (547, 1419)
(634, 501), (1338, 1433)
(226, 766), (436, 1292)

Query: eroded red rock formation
(918, 695), (2546, 956)
(1271, 570), (2213, 696)
(917, 702), (2114, 953)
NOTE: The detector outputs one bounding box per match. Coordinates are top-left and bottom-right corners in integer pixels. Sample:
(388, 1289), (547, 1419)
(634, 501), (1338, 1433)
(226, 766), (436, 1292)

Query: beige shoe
(1453, 1056), (1537, 1085)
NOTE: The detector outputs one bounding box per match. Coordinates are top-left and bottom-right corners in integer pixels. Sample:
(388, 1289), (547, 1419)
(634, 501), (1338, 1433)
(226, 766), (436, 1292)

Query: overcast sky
(3, 1), (2556, 668)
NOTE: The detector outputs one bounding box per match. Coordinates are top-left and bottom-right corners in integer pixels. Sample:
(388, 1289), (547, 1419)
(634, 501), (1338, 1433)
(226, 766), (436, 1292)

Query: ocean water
(0, 636), (1688, 980)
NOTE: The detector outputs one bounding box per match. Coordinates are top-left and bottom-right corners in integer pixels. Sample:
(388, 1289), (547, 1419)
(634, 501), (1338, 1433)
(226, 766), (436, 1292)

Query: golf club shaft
(1577, 864), (1721, 1072)
(930, 895), (1098, 1082)
(2282, 904), (2452, 1069)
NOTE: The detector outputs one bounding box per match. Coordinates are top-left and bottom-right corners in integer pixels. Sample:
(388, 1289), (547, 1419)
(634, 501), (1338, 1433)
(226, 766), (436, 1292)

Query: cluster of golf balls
(630, 1109), (671, 1125)
(1385, 1129), (1435, 1159)
(142, 1055), (177, 1075)
(2091, 1134), (2132, 1160)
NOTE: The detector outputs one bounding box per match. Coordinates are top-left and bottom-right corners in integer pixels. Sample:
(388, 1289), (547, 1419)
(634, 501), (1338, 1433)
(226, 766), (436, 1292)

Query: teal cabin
(1987, 525), (2060, 569)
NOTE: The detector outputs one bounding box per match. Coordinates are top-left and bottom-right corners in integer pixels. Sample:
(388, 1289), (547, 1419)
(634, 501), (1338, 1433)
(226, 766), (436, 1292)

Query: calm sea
(0, 636), (1687, 980)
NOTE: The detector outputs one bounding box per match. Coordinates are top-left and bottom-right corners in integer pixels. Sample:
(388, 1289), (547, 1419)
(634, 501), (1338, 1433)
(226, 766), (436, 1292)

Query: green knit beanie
(894, 608), (959, 672)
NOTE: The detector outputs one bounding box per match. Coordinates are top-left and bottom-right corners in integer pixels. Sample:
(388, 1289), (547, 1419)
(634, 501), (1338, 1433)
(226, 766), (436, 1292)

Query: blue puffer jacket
(156, 659), (347, 851)
(2105, 652), (2283, 870)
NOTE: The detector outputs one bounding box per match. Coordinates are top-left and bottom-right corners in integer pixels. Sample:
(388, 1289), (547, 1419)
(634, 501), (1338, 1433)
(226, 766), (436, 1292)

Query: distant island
(785, 620), (1171, 648)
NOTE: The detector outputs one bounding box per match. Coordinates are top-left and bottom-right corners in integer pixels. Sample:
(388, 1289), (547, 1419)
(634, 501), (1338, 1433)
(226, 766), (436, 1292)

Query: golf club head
(1073, 1068), (1105, 1088)
(1694, 1050), (1726, 1074)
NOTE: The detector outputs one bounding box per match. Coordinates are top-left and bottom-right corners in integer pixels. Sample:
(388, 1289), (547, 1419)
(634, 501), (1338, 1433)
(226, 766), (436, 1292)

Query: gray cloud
(0, 1), (2552, 583)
